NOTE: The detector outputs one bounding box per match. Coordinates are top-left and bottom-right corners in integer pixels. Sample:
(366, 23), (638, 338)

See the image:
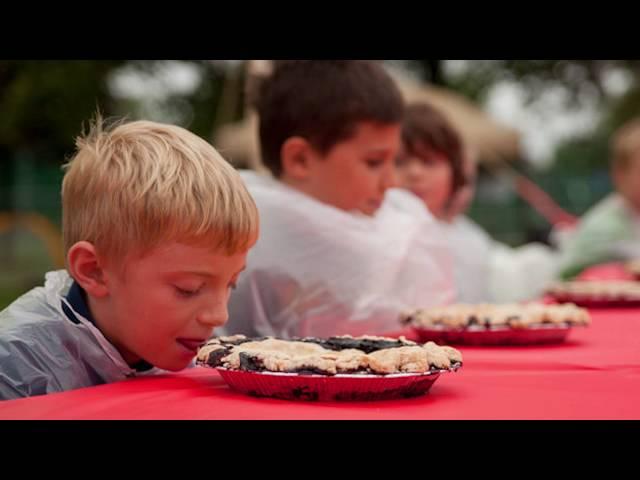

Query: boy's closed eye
(365, 158), (386, 169)
(170, 264), (246, 298)
(173, 284), (204, 298)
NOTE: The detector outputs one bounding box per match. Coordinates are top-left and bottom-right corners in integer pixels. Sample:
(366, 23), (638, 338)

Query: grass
(0, 230), (58, 310)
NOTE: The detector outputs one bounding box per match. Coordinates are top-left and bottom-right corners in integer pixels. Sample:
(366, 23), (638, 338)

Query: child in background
(558, 118), (640, 279)
(396, 102), (558, 303)
(224, 61), (455, 339)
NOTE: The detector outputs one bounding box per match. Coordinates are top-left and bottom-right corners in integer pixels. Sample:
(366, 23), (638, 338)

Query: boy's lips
(176, 338), (207, 353)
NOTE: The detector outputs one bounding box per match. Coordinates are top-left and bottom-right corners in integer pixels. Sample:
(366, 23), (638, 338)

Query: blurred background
(2, 59), (640, 308)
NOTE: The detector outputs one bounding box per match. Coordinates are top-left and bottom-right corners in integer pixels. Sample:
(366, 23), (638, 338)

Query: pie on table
(400, 302), (591, 330)
(197, 334), (463, 375)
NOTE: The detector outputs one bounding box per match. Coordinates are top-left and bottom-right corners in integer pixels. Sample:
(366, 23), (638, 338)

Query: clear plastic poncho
(441, 216), (493, 303)
(0, 270), (161, 400)
(222, 171), (455, 339)
(443, 216), (559, 303)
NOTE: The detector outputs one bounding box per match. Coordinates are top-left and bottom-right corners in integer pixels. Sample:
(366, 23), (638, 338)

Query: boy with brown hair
(225, 61), (454, 338)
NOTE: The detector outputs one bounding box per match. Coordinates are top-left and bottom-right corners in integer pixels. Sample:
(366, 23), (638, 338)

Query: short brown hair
(257, 60), (404, 177)
(401, 102), (466, 199)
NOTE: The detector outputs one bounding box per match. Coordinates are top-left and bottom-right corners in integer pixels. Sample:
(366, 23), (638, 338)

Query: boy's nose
(198, 300), (229, 328)
(406, 161), (425, 178)
(381, 166), (399, 191)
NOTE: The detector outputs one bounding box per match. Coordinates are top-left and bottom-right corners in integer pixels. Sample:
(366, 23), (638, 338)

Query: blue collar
(62, 281), (154, 373)
(62, 281), (95, 326)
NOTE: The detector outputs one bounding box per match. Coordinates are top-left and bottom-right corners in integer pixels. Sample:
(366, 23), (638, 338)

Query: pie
(400, 302), (591, 330)
(197, 334), (463, 375)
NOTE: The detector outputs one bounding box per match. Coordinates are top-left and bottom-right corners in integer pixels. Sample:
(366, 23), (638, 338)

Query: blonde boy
(0, 118), (258, 400)
(559, 118), (640, 278)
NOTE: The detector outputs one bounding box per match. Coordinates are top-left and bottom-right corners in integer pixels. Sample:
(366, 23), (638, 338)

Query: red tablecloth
(1, 307), (639, 419)
(578, 262), (634, 280)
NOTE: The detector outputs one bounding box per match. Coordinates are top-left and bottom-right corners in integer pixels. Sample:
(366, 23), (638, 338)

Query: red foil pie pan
(412, 324), (577, 346)
(546, 293), (640, 308)
(211, 364), (461, 401)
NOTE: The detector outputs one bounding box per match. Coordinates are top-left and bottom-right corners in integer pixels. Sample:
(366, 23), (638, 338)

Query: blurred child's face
(614, 154), (640, 212)
(396, 145), (453, 219)
(303, 122), (401, 215)
(97, 242), (248, 371)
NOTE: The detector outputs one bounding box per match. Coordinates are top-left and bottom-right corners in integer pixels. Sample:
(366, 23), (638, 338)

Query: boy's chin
(359, 202), (382, 216)
(153, 356), (194, 372)
(356, 209), (376, 217)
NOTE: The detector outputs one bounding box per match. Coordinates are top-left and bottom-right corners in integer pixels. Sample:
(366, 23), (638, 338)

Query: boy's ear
(281, 136), (314, 180)
(67, 241), (109, 298)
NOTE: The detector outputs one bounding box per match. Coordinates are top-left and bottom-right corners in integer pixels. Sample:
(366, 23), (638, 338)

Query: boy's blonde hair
(612, 117), (640, 170)
(62, 117), (259, 267)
